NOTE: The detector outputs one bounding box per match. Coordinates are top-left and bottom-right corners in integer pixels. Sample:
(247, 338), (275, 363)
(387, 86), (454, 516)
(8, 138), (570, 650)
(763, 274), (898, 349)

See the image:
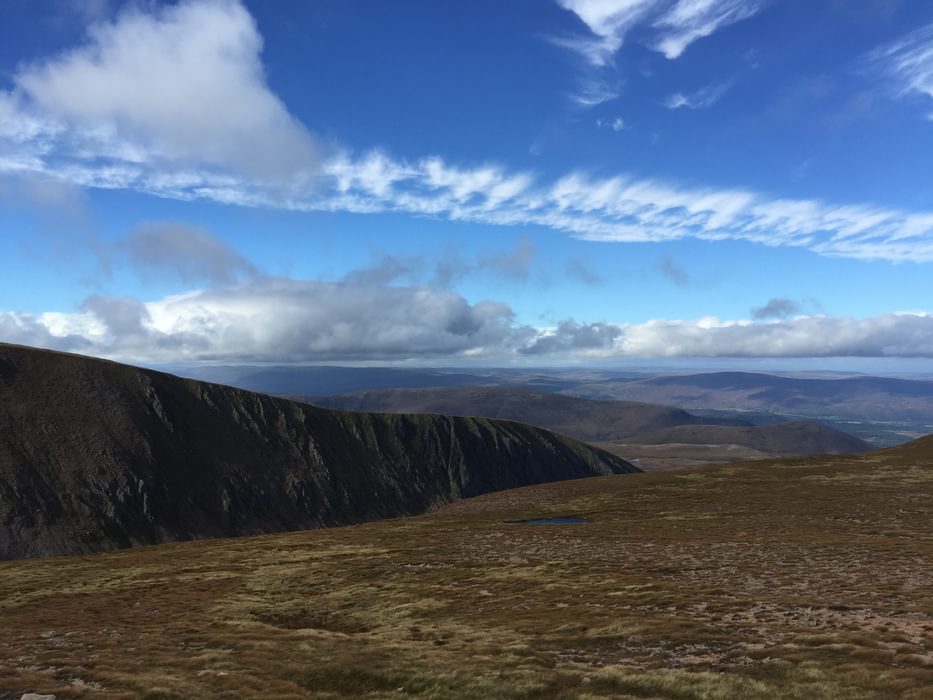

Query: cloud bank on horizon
(5, 276), (933, 363)
(2, 0), (933, 364)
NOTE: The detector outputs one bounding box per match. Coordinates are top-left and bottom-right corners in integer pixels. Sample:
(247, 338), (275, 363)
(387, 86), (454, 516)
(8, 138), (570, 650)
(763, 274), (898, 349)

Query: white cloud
(4, 130), (933, 263)
(596, 116), (628, 130)
(570, 78), (622, 107)
(865, 22), (933, 113)
(554, 0), (659, 67)
(6, 283), (933, 362)
(613, 313), (933, 358)
(555, 0), (765, 64)
(0, 279), (532, 363)
(664, 81), (731, 109)
(2, 1), (933, 265)
(13, 0), (316, 183)
(653, 0), (765, 60)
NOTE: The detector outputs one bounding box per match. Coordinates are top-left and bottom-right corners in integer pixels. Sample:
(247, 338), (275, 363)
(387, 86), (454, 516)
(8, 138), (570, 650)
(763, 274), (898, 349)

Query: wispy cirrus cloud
(663, 80), (731, 109)
(554, 0), (766, 64)
(653, 0), (766, 60)
(312, 151), (933, 264)
(570, 77), (622, 107)
(6, 139), (933, 264)
(553, 0), (658, 67)
(2, 0), (933, 265)
(552, 1), (763, 109)
(865, 21), (933, 116)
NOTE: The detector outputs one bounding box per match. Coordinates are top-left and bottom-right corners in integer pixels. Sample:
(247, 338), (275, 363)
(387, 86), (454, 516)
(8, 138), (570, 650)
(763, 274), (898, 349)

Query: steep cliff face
(0, 344), (637, 559)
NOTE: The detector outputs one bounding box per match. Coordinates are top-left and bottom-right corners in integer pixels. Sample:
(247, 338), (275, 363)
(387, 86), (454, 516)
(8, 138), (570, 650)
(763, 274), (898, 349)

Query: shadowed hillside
(310, 386), (749, 442)
(310, 386), (871, 459)
(0, 344), (636, 560)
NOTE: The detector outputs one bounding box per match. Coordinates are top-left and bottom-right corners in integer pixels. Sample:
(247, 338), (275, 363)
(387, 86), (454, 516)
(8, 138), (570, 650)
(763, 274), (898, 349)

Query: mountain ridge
(309, 385), (871, 456)
(309, 386), (749, 442)
(0, 343), (636, 560)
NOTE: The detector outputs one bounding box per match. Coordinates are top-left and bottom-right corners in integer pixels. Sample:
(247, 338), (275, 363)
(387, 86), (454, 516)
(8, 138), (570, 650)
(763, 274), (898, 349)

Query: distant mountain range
(573, 371), (933, 424)
(178, 365), (933, 445)
(310, 386), (749, 442)
(310, 386), (872, 461)
(0, 344), (635, 560)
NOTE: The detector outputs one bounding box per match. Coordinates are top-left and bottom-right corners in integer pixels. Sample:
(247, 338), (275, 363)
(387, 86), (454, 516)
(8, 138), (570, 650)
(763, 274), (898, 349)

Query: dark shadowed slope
(310, 386), (748, 442)
(310, 386), (869, 457)
(0, 344), (636, 560)
(622, 421), (871, 455)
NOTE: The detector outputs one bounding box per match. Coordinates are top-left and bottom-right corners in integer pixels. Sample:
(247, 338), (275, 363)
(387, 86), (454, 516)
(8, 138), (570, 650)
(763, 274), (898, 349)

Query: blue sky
(2, 0), (933, 365)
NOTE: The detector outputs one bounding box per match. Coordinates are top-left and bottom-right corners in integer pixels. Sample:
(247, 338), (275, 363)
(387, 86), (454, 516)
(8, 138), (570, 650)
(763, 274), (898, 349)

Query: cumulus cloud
(865, 21), (933, 114)
(521, 320), (622, 355)
(80, 294), (152, 338)
(6, 288), (933, 362)
(119, 222), (257, 285)
(615, 314), (933, 358)
(0, 279), (537, 362)
(664, 81), (731, 109)
(12, 0), (316, 183)
(752, 297), (800, 320)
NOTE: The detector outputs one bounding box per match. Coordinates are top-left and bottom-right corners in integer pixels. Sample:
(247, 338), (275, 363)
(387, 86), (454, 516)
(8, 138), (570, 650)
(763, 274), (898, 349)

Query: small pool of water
(506, 516), (587, 525)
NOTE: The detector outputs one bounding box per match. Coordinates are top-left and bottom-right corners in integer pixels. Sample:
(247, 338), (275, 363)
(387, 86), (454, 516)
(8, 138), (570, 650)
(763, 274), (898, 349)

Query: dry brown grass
(0, 450), (931, 699)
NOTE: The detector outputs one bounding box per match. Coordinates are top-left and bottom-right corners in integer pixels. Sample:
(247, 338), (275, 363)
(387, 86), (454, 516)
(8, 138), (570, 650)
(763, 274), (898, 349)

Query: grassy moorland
(0, 441), (931, 699)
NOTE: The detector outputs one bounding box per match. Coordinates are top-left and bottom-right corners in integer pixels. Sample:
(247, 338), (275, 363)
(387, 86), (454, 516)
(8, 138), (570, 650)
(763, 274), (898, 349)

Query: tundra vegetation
(1, 441), (930, 699)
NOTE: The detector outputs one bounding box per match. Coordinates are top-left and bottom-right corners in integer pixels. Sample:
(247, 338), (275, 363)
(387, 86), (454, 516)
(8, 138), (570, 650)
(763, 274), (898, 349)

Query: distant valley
(179, 364), (933, 446)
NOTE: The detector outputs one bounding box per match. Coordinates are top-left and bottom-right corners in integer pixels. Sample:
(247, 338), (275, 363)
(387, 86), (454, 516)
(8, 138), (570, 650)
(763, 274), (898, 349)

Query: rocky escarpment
(0, 344), (637, 559)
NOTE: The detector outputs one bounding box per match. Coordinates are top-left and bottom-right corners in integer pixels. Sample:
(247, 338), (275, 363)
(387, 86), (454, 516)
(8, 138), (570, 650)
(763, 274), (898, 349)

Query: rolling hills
(0, 343), (635, 560)
(310, 386), (872, 463)
(310, 386), (748, 443)
(574, 370), (933, 424)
